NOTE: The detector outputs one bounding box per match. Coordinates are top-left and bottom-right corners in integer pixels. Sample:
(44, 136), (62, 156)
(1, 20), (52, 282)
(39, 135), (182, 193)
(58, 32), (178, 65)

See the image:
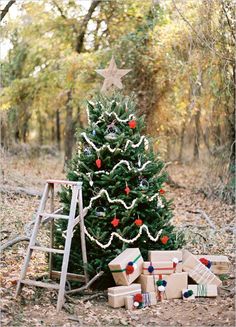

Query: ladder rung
(21, 279), (59, 290)
(31, 246), (65, 254)
(40, 213), (69, 220)
(47, 179), (82, 186)
(51, 270), (86, 282)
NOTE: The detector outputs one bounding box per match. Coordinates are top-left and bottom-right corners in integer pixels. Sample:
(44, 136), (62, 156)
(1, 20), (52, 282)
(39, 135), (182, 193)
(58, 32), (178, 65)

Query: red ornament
(199, 258), (208, 266)
(135, 218), (143, 226)
(161, 235), (169, 245)
(159, 189), (165, 195)
(111, 217), (119, 227)
(96, 158), (102, 169)
(126, 265), (134, 274)
(124, 185), (130, 195)
(134, 293), (143, 303)
(128, 120), (136, 129)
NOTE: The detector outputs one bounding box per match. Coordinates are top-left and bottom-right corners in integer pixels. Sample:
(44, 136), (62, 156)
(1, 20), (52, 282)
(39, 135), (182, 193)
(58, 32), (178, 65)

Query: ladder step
(51, 270), (86, 282)
(31, 246), (65, 254)
(40, 213), (69, 220)
(21, 279), (59, 290)
(47, 179), (82, 186)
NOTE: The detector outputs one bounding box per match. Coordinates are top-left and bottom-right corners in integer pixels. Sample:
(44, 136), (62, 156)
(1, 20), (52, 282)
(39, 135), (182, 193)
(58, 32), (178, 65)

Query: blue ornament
(162, 280), (167, 287)
(148, 265), (154, 273)
(128, 261), (133, 266)
(92, 130), (96, 136)
(183, 291), (189, 298)
(207, 261), (212, 269)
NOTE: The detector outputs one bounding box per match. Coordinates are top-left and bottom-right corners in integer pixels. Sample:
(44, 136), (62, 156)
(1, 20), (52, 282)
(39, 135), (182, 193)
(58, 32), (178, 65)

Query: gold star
(96, 56), (131, 92)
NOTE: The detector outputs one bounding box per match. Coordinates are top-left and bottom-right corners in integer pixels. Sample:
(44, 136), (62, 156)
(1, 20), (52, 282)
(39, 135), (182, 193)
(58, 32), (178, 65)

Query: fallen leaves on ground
(0, 154), (235, 326)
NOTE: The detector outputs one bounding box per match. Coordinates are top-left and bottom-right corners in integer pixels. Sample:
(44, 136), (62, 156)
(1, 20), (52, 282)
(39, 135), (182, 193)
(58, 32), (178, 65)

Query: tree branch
(75, 0), (101, 53)
(220, 0), (236, 42)
(171, 0), (234, 62)
(0, 0), (16, 22)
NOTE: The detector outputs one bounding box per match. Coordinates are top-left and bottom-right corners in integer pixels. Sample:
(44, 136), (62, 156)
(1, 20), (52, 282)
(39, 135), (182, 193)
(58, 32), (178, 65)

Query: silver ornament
(139, 179), (149, 190)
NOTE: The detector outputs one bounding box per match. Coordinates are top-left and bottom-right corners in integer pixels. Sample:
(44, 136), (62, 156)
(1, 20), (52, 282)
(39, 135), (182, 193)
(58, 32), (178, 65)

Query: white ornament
(138, 155), (141, 167)
(157, 196), (164, 209)
(172, 257), (179, 264)
(133, 263), (137, 270)
(133, 301), (139, 307)
(158, 285), (165, 292)
(89, 180), (94, 186)
(144, 138), (149, 151)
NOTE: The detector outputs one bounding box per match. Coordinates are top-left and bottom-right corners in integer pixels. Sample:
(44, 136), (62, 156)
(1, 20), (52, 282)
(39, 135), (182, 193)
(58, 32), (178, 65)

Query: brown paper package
(108, 284), (141, 308)
(108, 248), (143, 286)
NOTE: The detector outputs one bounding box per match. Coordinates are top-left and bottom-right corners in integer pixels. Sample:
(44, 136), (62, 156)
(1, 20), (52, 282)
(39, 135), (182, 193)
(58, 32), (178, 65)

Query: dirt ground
(0, 151), (235, 327)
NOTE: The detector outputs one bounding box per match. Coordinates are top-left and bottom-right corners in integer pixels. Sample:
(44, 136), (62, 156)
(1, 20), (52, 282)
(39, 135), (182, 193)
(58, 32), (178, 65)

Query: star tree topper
(96, 56), (131, 92)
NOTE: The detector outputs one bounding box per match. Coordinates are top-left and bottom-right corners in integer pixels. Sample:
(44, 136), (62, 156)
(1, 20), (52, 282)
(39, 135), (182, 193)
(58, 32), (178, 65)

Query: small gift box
(108, 248), (143, 286)
(108, 284), (141, 308)
(124, 292), (157, 310)
(182, 289), (195, 301)
(148, 250), (182, 273)
(182, 250), (222, 287)
(187, 284), (218, 297)
(195, 255), (230, 275)
(143, 260), (180, 275)
(138, 272), (188, 300)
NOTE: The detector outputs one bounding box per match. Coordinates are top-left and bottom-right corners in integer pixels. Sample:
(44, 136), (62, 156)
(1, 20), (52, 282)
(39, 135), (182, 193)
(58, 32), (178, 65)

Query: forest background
(0, 0), (235, 203)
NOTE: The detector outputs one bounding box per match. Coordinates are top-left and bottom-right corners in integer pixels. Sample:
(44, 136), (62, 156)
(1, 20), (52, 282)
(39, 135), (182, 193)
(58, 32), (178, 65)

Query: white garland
(84, 189), (160, 211)
(84, 225), (163, 249)
(85, 189), (138, 210)
(95, 111), (136, 125)
(109, 159), (152, 173)
(81, 132), (148, 153)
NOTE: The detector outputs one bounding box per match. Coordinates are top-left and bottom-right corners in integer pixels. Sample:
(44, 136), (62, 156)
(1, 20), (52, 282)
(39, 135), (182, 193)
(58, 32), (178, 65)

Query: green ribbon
(110, 254), (142, 273)
(197, 284), (207, 297)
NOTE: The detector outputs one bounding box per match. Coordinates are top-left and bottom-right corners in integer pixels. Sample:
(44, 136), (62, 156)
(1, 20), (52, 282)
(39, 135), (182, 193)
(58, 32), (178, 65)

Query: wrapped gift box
(143, 261), (178, 275)
(182, 289), (195, 301)
(187, 284), (218, 297)
(124, 292), (157, 310)
(195, 255), (230, 275)
(108, 284), (141, 308)
(182, 250), (222, 287)
(148, 250), (182, 273)
(138, 272), (188, 299)
(108, 248), (143, 286)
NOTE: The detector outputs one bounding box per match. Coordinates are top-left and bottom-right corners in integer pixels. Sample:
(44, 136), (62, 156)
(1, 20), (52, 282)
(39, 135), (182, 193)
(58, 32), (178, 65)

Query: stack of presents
(107, 248), (230, 309)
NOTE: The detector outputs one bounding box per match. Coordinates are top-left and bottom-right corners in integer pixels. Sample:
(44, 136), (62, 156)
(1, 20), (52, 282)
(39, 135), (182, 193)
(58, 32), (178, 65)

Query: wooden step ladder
(16, 180), (89, 312)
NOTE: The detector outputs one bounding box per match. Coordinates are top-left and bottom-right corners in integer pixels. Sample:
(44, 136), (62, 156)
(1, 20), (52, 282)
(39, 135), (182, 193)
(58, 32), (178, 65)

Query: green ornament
(156, 280), (162, 286)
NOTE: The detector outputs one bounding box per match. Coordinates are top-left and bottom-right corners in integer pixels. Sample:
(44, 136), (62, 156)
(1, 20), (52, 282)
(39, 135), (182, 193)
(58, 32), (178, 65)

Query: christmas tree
(54, 58), (184, 279)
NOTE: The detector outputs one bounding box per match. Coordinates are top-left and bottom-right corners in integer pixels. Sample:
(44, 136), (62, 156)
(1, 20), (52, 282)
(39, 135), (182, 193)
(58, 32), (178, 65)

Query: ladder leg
(56, 185), (79, 312)
(16, 183), (50, 297)
(78, 188), (89, 283)
(48, 183), (55, 279)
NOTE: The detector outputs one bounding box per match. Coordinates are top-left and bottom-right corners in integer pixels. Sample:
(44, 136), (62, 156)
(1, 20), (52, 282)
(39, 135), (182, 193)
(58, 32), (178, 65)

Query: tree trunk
(38, 112), (43, 145)
(193, 107), (201, 160)
(56, 109), (61, 151)
(75, 0), (101, 53)
(178, 120), (186, 162)
(193, 68), (202, 160)
(64, 90), (74, 164)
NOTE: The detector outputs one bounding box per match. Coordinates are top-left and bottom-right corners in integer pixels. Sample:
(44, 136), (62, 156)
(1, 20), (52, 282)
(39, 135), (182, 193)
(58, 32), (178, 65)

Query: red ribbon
(144, 262), (177, 273)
